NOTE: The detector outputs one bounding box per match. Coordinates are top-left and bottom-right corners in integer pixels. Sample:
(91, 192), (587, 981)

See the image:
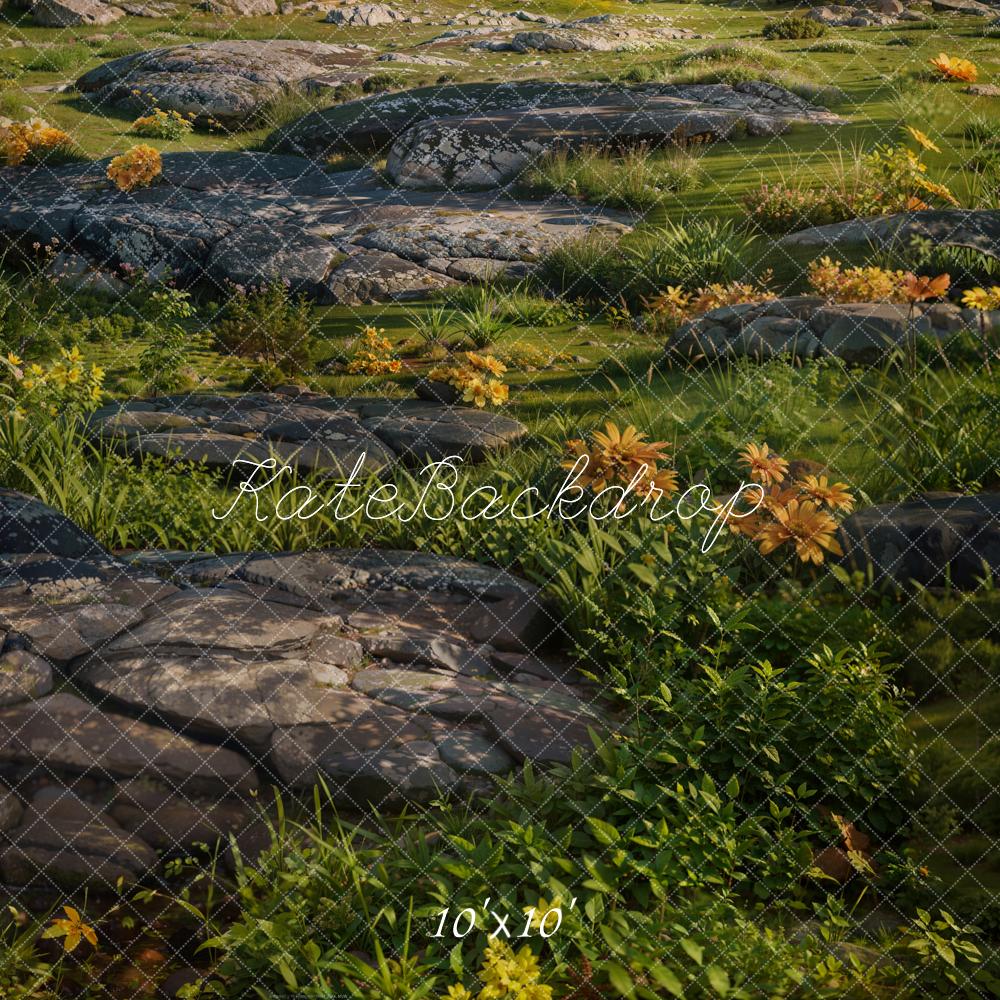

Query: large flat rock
(0, 152), (626, 303)
(780, 210), (1000, 259)
(85, 391), (528, 472)
(0, 693), (259, 795)
(76, 40), (379, 127)
(270, 81), (844, 164)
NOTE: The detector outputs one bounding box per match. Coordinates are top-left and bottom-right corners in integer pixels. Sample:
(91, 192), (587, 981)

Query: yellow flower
(962, 286), (1000, 311)
(520, 987), (554, 1000)
(6, 352), (22, 366)
(107, 144), (162, 191)
(796, 475), (855, 512)
(738, 442), (789, 487)
(462, 375), (489, 408)
(756, 498), (843, 565)
(442, 986), (473, 1000)
(929, 53), (977, 83)
(41, 906), (97, 954)
(906, 126), (940, 154)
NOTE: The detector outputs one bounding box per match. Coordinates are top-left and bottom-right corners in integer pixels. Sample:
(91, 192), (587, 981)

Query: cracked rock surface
(0, 490), (605, 891)
(0, 151), (626, 303)
(85, 388), (529, 472)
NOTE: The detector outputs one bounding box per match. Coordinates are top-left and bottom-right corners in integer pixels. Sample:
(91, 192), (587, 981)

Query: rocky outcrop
(0, 152), (626, 303)
(467, 15), (698, 53)
(269, 81), (843, 161)
(85, 390), (529, 471)
(780, 210), (1000, 259)
(838, 493), (1000, 590)
(0, 490), (604, 890)
(382, 82), (843, 190)
(32, 0), (124, 25)
(666, 296), (990, 364)
(807, 1), (927, 26)
(201, 0), (277, 13)
(325, 3), (403, 25)
(75, 40), (379, 127)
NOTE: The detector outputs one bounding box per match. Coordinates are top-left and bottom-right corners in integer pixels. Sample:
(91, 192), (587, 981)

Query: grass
(517, 144), (701, 211)
(20, 45), (90, 74)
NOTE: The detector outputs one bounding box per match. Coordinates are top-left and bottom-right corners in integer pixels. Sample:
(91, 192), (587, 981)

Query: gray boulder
(819, 303), (933, 363)
(839, 494), (1000, 590)
(325, 3), (403, 25)
(33, 0), (124, 25)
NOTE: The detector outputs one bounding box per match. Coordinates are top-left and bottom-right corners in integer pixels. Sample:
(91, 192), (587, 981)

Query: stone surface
(86, 391), (527, 472)
(0, 648), (54, 706)
(0, 788), (156, 890)
(667, 296), (968, 364)
(806, 2), (919, 26)
(0, 152), (627, 303)
(381, 82), (844, 190)
(76, 41), (380, 127)
(270, 81), (843, 162)
(0, 492), (605, 894)
(780, 210), (1000, 260)
(0, 693), (259, 794)
(325, 3), (403, 25)
(33, 0), (124, 26)
(838, 493), (1000, 590)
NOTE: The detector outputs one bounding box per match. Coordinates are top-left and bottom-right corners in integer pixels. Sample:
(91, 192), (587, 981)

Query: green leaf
(277, 960), (298, 990)
(450, 942), (463, 977)
(588, 817), (622, 845)
(628, 562), (658, 588)
(725, 775), (740, 799)
(706, 965), (730, 995)
(606, 962), (634, 996)
(681, 938), (704, 965)
(649, 965), (684, 997)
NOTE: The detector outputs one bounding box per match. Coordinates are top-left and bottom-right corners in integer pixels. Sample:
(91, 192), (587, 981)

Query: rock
(85, 392), (525, 472)
(666, 296), (967, 366)
(202, 0), (276, 12)
(819, 303), (932, 363)
(382, 82), (843, 190)
(0, 693), (259, 795)
(377, 51), (467, 67)
(0, 488), (107, 561)
(967, 84), (1000, 97)
(813, 846), (857, 883)
(107, 779), (251, 851)
(33, 0), (124, 26)
(930, 0), (995, 13)
(0, 788), (156, 890)
(736, 317), (821, 360)
(437, 730), (514, 774)
(325, 3), (403, 25)
(0, 783), (23, 833)
(0, 648), (54, 706)
(838, 493), (1000, 590)
(0, 152), (622, 303)
(780, 210), (1000, 261)
(470, 24), (697, 53)
(76, 41), (379, 128)
(269, 81), (843, 162)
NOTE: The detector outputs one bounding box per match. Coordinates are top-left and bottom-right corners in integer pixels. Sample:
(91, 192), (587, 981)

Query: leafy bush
(213, 279), (315, 376)
(132, 107), (195, 140)
(762, 16), (826, 40)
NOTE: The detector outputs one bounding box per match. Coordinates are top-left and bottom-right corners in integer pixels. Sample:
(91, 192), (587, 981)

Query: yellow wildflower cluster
(962, 286), (1000, 311)
(441, 940), (552, 1000)
(646, 278), (774, 330)
(929, 53), (978, 83)
(564, 421), (678, 501)
(807, 258), (951, 305)
(862, 143), (958, 212)
(107, 144), (163, 192)
(1, 120), (73, 167)
(429, 352), (509, 407)
(5, 346), (105, 419)
(346, 325), (402, 376)
(728, 443), (855, 565)
(131, 107), (195, 140)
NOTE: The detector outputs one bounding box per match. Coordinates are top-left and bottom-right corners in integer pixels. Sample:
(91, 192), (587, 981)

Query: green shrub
(762, 16), (826, 40)
(21, 45), (89, 73)
(212, 279), (315, 376)
(135, 287), (197, 394)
